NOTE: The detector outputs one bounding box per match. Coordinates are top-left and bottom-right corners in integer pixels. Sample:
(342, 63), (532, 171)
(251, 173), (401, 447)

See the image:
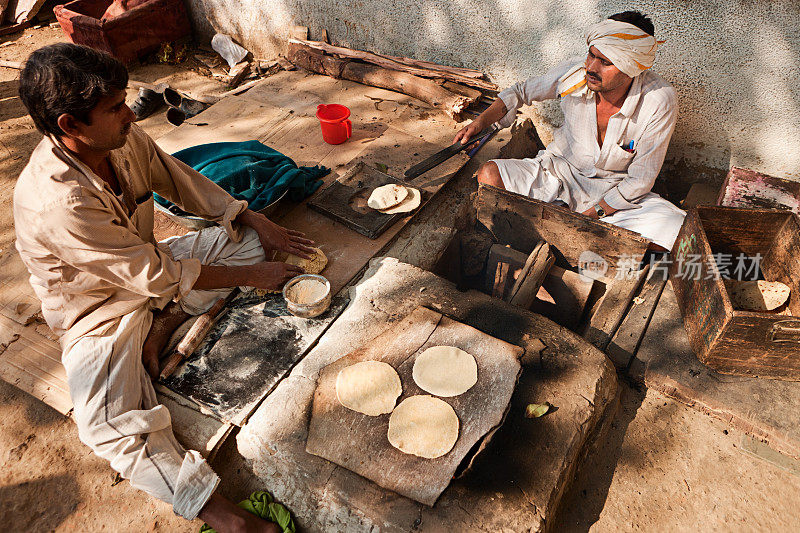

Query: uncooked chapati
(336, 361), (402, 416)
(412, 346), (478, 397)
(387, 395), (459, 458)
(378, 187), (421, 214)
(367, 184), (408, 210)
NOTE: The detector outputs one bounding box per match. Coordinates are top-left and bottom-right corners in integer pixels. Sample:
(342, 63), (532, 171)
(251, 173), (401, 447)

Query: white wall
(187, 0), (800, 186)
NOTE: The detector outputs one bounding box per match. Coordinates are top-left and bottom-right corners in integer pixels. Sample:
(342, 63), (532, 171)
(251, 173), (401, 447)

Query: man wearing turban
(456, 11), (684, 251)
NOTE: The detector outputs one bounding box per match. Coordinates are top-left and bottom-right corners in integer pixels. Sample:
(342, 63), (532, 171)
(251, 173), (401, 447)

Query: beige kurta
(495, 57), (678, 213)
(14, 123), (248, 347)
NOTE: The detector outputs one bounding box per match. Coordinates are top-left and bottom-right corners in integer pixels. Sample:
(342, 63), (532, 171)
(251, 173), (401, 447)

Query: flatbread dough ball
(255, 248), (327, 295)
(728, 280), (791, 311)
(336, 361), (402, 416)
(367, 184), (408, 210)
(412, 346), (478, 397)
(285, 247), (328, 275)
(379, 187), (421, 215)
(388, 395), (459, 459)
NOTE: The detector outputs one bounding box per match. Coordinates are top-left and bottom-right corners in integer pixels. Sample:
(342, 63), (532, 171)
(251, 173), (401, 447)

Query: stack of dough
(367, 184), (421, 214)
(727, 280), (791, 311)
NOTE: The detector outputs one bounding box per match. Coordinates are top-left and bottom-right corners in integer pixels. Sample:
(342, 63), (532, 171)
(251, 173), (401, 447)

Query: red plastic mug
(316, 104), (352, 144)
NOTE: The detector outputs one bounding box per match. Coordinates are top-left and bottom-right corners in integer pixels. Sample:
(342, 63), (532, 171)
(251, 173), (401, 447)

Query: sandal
(130, 87), (164, 120)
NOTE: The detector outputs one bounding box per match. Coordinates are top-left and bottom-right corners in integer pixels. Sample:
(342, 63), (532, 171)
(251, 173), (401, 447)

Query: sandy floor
(2, 23), (800, 533)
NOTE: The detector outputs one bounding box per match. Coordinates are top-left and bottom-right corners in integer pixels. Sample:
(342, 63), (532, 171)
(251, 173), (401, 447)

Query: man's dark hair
(18, 43), (128, 138)
(609, 11), (655, 37)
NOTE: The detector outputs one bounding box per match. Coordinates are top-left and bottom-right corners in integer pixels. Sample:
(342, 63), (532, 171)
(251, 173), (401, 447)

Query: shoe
(130, 87), (164, 120)
(163, 88), (210, 126)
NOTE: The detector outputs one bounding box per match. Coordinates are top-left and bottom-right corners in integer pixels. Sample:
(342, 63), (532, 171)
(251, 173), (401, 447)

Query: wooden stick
(288, 38), (497, 91)
(375, 52), (486, 79)
(507, 242), (555, 308)
(0, 60), (23, 69)
(287, 43), (473, 119)
(159, 290), (238, 380)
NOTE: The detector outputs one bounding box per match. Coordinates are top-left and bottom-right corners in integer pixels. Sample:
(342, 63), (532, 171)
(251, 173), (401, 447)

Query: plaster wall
(186, 0), (800, 187)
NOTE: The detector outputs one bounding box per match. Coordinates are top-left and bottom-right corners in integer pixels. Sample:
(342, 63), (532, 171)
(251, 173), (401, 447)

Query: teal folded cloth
(199, 491), (296, 533)
(156, 141), (328, 215)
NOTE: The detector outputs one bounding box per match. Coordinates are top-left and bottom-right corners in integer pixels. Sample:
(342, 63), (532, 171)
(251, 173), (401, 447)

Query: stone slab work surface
(236, 257), (618, 531)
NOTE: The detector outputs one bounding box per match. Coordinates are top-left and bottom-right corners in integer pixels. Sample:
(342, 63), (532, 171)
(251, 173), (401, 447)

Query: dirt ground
(2, 24), (800, 533)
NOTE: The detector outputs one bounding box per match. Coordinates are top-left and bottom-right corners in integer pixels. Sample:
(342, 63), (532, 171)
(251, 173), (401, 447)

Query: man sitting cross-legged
(14, 43), (311, 532)
(456, 11), (685, 251)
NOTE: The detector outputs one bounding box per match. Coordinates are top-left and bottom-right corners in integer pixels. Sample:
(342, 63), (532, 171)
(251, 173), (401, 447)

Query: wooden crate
(671, 206), (800, 380)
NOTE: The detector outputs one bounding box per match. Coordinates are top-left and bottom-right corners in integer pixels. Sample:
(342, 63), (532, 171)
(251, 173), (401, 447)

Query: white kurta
(492, 58), (685, 249)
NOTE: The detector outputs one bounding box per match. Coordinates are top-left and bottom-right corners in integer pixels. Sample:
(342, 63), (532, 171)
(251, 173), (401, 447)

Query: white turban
(557, 19), (662, 98)
(585, 19), (661, 78)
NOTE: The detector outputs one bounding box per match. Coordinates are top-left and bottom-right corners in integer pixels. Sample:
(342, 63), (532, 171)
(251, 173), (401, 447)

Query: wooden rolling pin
(159, 289), (239, 380)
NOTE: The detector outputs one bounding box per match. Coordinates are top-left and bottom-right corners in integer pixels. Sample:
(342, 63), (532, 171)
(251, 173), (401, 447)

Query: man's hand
(250, 261), (305, 290)
(238, 209), (315, 259)
(453, 119), (485, 145)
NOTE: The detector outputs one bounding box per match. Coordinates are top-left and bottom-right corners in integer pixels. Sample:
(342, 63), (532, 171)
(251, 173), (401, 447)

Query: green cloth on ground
(156, 140), (328, 215)
(199, 491), (296, 533)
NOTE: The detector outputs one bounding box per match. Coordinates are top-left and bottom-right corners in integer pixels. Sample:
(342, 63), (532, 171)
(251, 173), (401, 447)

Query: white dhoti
(61, 226), (265, 519)
(492, 157), (686, 250)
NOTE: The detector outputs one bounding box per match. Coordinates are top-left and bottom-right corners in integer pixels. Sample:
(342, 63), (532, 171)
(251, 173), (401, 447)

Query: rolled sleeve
(496, 58), (584, 129)
(145, 132), (248, 242)
(603, 186), (641, 210)
(39, 196), (194, 300)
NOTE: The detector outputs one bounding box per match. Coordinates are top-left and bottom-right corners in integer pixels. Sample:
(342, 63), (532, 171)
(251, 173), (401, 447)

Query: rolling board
(306, 306), (523, 506)
(308, 162), (424, 239)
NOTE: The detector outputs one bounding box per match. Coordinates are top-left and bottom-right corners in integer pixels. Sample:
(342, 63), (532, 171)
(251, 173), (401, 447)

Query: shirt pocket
(131, 192), (154, 242)
(602, 142), (636, 172)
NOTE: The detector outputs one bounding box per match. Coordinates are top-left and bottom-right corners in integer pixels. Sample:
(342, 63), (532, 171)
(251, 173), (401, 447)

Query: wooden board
(476, 184), (649, 279)
(605, 260), (669, 368)
(309, 161), (425, 239)
(306, 306), (523, 506)
(161, 291), (348, 425)
(718, 166), (800, 213)
(581, 266), (650, 350)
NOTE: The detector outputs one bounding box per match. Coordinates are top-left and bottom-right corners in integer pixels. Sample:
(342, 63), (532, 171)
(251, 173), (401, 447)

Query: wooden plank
(605, 260), (669, 368)
(289, 38), (498, 92)
(507, 242), (554, 308)
(718, 166), (800, 213)
(476, 184), (649, 279)
(581, 265), (650, 350)
(0, 315), (71, 415)
(306, 306), (523, 506)
(530, 265), (596, 330)
(287, 43), (473, 119)
(6, 0), (46, 23)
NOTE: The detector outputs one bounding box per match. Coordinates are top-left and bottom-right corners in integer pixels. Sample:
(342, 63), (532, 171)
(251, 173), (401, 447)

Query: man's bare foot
(199, 493), (281, 533)
(141, 302), (190, 380)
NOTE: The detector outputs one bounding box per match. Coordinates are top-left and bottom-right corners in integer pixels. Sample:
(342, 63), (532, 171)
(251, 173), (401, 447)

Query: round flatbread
(412, 346), (478, 397)
(367, 184), (408, 210)
(336, 361), (402, 416)
(728, 280), (790, 311)
(378, 187), (421, 215)
(388, 395), (459, 459)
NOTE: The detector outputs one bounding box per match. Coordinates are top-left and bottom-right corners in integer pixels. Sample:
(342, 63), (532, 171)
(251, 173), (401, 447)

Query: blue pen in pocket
(621, 140), (635, 153)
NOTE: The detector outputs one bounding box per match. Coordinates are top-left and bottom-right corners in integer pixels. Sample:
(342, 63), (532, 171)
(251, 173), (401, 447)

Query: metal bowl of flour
(282, 274), (331, 318)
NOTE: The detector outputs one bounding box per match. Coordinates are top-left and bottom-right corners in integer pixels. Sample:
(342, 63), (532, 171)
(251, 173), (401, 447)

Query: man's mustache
(586, 72), (602, 82)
